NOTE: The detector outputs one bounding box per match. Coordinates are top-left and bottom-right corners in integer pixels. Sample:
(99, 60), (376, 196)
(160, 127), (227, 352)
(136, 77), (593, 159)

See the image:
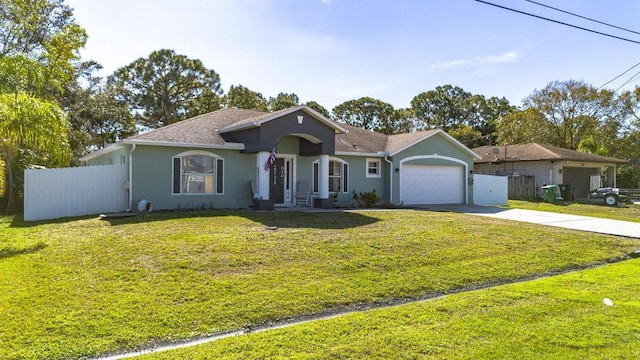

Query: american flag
(264, 143), (278, 171)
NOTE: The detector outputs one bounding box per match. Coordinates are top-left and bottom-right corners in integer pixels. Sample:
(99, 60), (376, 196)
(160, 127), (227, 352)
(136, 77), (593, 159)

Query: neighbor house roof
(472, 143), (626, 164)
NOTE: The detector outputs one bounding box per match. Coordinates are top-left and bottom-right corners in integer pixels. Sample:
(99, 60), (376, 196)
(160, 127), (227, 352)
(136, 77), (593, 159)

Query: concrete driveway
(419, 205), (640, 239)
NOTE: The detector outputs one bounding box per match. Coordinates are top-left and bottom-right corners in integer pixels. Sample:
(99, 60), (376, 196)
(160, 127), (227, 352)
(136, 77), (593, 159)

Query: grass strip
(140, 258), (640, 359)
(1, 210), (638, 359)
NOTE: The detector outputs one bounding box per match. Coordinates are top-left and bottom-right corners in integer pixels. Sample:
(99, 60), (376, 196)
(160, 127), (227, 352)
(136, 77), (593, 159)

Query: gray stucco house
(473, 143), (626, 199)
(81, 105), (480, 210)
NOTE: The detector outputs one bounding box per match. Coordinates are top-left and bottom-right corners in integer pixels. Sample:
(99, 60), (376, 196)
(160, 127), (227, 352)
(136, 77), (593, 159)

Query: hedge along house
(80, 106), (480, 211)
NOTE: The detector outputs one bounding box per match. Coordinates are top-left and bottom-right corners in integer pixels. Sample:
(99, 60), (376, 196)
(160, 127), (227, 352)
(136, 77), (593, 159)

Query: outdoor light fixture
(297, 115), (303, 124)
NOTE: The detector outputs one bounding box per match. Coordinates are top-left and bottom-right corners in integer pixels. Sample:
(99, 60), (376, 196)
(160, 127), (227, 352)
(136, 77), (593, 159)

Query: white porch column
(257, 151), (270, 200)
(319, 154), (329, 199)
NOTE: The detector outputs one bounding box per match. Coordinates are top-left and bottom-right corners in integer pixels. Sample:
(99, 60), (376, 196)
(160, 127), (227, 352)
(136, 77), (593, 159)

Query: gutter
(384, 153), (393, 204)
(126, 144), (136, 212)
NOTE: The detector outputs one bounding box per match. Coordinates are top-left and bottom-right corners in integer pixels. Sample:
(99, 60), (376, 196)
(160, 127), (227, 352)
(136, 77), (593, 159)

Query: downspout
(384, 154), (393, 204)
(126, 144), (136, 212)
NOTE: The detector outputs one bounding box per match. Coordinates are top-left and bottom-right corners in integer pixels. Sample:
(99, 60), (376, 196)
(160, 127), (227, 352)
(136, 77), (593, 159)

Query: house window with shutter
(172, 151), (224, 195)
(312, 158), (349, 193)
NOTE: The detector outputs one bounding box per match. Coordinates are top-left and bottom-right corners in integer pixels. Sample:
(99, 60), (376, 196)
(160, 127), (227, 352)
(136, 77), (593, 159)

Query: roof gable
(219, 105), (346, 134)
(335, 125), (480, 159)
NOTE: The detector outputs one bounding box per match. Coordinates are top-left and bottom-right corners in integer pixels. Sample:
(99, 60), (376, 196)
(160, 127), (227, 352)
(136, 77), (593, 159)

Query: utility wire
(474, 0), (640, 45)
(524, 0), (640, 36)
(598, 60), (640, 89)
(614, 68), (640, 92)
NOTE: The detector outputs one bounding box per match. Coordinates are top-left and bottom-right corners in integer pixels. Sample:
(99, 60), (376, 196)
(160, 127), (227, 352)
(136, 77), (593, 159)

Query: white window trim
(172, 150), (224, 195)
(312, 157), (349, 194)
(366, 158), (381, 178)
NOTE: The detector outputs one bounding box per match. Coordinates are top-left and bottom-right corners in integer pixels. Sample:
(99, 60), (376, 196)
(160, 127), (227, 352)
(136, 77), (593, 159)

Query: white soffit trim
(79, 143), (126, 162)
(123, 140), (245, 150)
(335, 151), (386, 157)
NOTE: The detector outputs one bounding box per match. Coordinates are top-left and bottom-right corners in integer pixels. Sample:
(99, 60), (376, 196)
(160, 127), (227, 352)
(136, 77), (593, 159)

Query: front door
(270, 158), (285, 204)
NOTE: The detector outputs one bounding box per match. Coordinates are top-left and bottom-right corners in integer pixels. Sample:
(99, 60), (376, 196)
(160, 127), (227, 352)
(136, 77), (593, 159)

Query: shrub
(352, 189), (382, 208)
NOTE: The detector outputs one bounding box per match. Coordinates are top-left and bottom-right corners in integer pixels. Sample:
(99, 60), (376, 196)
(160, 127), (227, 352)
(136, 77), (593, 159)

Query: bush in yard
(352, 189), (382, 208)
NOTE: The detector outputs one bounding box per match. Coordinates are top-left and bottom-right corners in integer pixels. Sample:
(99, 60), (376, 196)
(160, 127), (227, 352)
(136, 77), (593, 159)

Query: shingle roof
(472, 143), (626, 164)
(386, 130), (441, 154)
(102, 106), (474, 158)
(126, 108), (265, 145)
(335, 124), (389, 153)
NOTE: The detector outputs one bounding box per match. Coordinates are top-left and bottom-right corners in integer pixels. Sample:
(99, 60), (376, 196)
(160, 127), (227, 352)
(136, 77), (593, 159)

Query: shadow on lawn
(0, 242), (48, 260)
(9, 213), (97, 228)
(104, 209), (381, 230)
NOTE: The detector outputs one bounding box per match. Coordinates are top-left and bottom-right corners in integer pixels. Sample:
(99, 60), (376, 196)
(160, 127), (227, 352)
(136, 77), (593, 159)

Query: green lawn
(1, 210), (639, 359)
(141, 258), (640, 359)
(508, 200), (640, 223)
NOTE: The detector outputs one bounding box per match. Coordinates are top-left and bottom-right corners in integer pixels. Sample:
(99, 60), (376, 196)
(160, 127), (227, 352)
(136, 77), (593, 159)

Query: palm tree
(0, 92), (71, 213)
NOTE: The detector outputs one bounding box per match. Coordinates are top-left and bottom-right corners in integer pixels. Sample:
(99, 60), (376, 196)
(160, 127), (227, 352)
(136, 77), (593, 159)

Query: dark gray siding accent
(222, 110), (336, 154)
(216, 159), (224, 194)
(172, 157), (181, 194)
(299, 138), (323, 156)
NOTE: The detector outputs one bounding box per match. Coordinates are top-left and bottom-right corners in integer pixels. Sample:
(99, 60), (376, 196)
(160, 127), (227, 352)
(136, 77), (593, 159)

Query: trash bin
(558, 184), (574, 201)
(542, 185), (558, 204)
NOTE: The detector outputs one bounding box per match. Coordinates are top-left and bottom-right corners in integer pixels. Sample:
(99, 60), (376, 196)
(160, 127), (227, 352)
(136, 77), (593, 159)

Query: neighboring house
(81, 105), (480, 211)
(472, 143), (626, 199)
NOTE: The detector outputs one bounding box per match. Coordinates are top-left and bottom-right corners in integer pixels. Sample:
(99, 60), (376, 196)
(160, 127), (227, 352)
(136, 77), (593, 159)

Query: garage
(400, 164), (464, 205)
(562, 166), (600, 198)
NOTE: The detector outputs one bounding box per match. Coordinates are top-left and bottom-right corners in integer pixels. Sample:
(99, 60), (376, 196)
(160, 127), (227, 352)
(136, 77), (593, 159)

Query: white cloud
(430, 51), (520, 70)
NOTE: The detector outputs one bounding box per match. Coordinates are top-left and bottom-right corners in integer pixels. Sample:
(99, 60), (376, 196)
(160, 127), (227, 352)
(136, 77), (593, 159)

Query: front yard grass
(1, 210), (639, 359)
(509, 199), (640, 223)
(141, 258), (640, 359)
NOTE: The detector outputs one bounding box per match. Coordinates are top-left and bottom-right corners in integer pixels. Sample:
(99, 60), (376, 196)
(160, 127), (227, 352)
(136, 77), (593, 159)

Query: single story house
(81, 106), (481, 210)
(472, 143), (626, 198)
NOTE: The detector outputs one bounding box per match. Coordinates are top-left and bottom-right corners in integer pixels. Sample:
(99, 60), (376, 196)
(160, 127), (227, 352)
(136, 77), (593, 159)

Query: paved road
(419, 205), (640, 239)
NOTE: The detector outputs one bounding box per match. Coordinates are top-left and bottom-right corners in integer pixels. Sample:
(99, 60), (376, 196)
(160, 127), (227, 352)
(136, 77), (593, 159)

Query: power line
(598, 60), (640, 89)
(614, 68), (640, 92)
(474, 0), (640, 45)
(524, 0), (640, 36)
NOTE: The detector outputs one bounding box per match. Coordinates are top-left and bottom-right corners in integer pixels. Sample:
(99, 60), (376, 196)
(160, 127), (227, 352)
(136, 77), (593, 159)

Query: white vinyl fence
(473, 174), (508, 206)
(24, 164), (128, 221)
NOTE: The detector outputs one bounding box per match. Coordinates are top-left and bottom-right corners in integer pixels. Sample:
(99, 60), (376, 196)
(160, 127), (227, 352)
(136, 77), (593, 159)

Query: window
(172, 152), (223, 194)
(313, 159), (348, 193)
(366, 158), (381, 178)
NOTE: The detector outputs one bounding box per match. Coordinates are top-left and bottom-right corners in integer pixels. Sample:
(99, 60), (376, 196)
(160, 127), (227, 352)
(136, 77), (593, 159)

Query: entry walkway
(421, 205), (640, 239)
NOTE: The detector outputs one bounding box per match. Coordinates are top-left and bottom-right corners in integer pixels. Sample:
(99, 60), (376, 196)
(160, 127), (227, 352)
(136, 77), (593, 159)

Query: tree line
(1, 0), (639, 213)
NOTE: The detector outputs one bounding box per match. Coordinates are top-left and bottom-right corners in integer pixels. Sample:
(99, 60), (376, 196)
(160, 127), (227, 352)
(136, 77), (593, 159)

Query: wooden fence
(508, 175), (536, 200)
(24, 164), (128, 221)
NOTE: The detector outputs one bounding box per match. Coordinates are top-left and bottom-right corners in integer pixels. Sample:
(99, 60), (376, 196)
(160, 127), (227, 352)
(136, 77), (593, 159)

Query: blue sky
(65, 0), (640, 111)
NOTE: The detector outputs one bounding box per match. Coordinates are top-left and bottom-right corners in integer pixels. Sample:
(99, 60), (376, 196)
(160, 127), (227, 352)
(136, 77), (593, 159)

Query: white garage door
(400, 164), (464, 205)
